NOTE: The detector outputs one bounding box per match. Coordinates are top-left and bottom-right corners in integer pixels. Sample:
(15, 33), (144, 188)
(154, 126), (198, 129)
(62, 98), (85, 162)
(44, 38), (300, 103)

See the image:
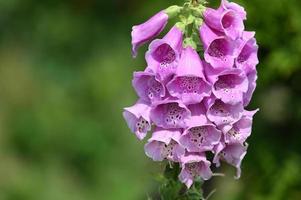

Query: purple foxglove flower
(179, 153), (212, 188)
(243, 70), (257, 106)
(123, 100), (152, 140)
(206, 67), (249, 105)
(236, 31), (259, 74)
(144, 128), (185, 162)
(220, 0), (246, 20)
(131, 11), (168, 57)
(203, 0), (246, 40)
(166, 47), (212, 104)
(221, 109), (258, 144)
(150, 99), (191, 129)
(213, 142), (247, 179)
(205, 96), (244, 126)
(236, 32), (258, 107)
(132, 71), (165, 103)
(200, 23), (239, 69)
(146, 26), (183, 82)
(180, 124), (221, 153)
(180, 103), (221, 152)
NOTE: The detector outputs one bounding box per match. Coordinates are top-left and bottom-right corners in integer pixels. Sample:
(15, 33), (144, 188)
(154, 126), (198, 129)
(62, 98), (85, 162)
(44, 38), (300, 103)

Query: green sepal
(175, 22), (186, 33)
(165, 5), (183, 18)
(194, 17), (203, 29)
(184, 37), (197, 49)
(164, 162), (181, 180)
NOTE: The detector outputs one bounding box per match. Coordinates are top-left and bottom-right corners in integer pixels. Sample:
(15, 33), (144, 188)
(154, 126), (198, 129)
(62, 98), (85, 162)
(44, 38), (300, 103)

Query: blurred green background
(0, 0), (300, 199)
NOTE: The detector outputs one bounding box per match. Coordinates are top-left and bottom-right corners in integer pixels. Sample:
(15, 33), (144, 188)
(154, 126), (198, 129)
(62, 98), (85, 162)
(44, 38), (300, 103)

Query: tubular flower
(146, 26), (183, 82)
(132, 71), (165, 103)
(123, 0), (259, 190)
(123, 100), (151, 140)
(236, 31), (259, 73)
(203, 0), (246, 40)
(205, 97), (244, 126)
(213, 142), (247, 179)
(179, 153), (212, 188)
(144, 128), (185, 162)
(131, 11), (168, 57)
(200, 23), (239, 70)
(222, 110), (258, 144)
(206, 67), (249, 105)
(166, 46), (212, 105)
(150, 99), (191, 129)
(180, 103), (221, 152)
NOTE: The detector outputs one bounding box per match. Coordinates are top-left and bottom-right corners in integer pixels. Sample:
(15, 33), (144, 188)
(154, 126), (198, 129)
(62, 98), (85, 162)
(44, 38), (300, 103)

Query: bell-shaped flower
(150, 99), (191, 129)
(144, 128), (185, 162)
(203, 0), (246, 40)
(220, 0), (247, 22)
(131, 11), (168, 57)
(236, 31), (259, 74)
(205, 96), (244, 126)
(123, 100), (152, 140)
(213, 142), (247, 179)
(179, 153), (212, 188)
(146, 26), (183, 82)
(243, 70), (257, 106)
(221, 109), (258, 144)
(200, 23), (239, 69)
(132, 71), (165, 103)
(180, 104), (221, 152)
(206, 67), (248, 105)
(166, 47), (211, 104)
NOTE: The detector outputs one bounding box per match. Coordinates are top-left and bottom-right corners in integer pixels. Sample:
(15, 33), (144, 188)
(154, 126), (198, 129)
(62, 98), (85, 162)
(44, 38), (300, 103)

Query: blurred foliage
(0, 0), (300, 199)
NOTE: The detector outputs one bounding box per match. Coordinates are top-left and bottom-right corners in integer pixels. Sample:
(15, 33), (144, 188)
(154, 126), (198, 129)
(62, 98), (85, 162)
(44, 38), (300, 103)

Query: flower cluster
(123, 0), (258, 188)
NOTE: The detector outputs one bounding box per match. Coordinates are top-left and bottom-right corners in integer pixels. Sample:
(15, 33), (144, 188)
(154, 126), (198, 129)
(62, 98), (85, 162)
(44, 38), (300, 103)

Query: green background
(0, 0), (300, 199)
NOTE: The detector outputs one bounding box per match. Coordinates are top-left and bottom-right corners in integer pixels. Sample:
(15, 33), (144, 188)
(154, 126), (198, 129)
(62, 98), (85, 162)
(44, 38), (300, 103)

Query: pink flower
(180, 103), (221, 152)
(180, 124), (221, 153)
(166, 47), (212, 104)
(146, 26), (183, 82)
(221, 109), (259, 144)
(235, 31), (259, 106)
(205, 96), (244, 126)
(179, 153), (212, 188)
(213, 142), (247, 179)
(150, 99), (191, 129)
(203, 0), (246, 40)
(144, 128), (185, 162)
(206, 67), (249, 105)
(131, 11), (168, 57)
(200, 23), (239, 69)
(236, 31), (259, 74)
(132, 71), (165, 103)
(123, 100), (152, 140)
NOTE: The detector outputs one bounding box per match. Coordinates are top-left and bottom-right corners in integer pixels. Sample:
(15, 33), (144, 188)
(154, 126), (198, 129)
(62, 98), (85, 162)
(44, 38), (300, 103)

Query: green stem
(158, 163), (204, 200)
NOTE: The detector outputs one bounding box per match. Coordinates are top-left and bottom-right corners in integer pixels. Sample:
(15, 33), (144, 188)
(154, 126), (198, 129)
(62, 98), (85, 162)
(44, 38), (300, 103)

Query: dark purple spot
(152, 44), (176, 64)
(222, 11), (235, 29)
(208, 39), (231, 58)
